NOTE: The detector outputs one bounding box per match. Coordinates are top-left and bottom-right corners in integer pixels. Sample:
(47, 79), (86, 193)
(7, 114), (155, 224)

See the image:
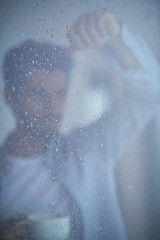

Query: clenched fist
(67, 10), (121, 53)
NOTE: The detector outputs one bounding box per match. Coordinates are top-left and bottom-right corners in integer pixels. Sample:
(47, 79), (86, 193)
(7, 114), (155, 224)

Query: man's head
(3, 40), (73, 136)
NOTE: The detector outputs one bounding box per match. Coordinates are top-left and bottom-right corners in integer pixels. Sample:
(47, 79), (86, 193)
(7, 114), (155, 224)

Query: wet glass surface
(0, 1), (160, 239)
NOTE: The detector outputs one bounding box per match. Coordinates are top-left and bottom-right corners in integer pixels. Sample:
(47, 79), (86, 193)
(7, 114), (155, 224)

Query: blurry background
(0, 0), (160, 239)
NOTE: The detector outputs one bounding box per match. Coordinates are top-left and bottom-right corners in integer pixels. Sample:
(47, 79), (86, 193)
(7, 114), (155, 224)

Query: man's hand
(67, 10), (121, 53)
(2, 214), (29, 240)
(67, 10), (139, 69)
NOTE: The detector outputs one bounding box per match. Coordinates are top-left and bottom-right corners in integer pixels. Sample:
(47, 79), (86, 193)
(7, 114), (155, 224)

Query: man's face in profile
(15, 69), (68, 135)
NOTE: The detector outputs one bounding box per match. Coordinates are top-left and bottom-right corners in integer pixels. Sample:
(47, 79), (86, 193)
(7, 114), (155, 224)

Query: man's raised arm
(66, 10), (160, 159)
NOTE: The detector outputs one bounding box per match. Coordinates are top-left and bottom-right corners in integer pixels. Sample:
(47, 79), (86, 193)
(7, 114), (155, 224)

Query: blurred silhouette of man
(0, 41), (83, 240)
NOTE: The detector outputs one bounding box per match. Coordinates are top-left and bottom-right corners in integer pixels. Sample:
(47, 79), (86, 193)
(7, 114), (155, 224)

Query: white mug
(22, 213), (70, 240)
